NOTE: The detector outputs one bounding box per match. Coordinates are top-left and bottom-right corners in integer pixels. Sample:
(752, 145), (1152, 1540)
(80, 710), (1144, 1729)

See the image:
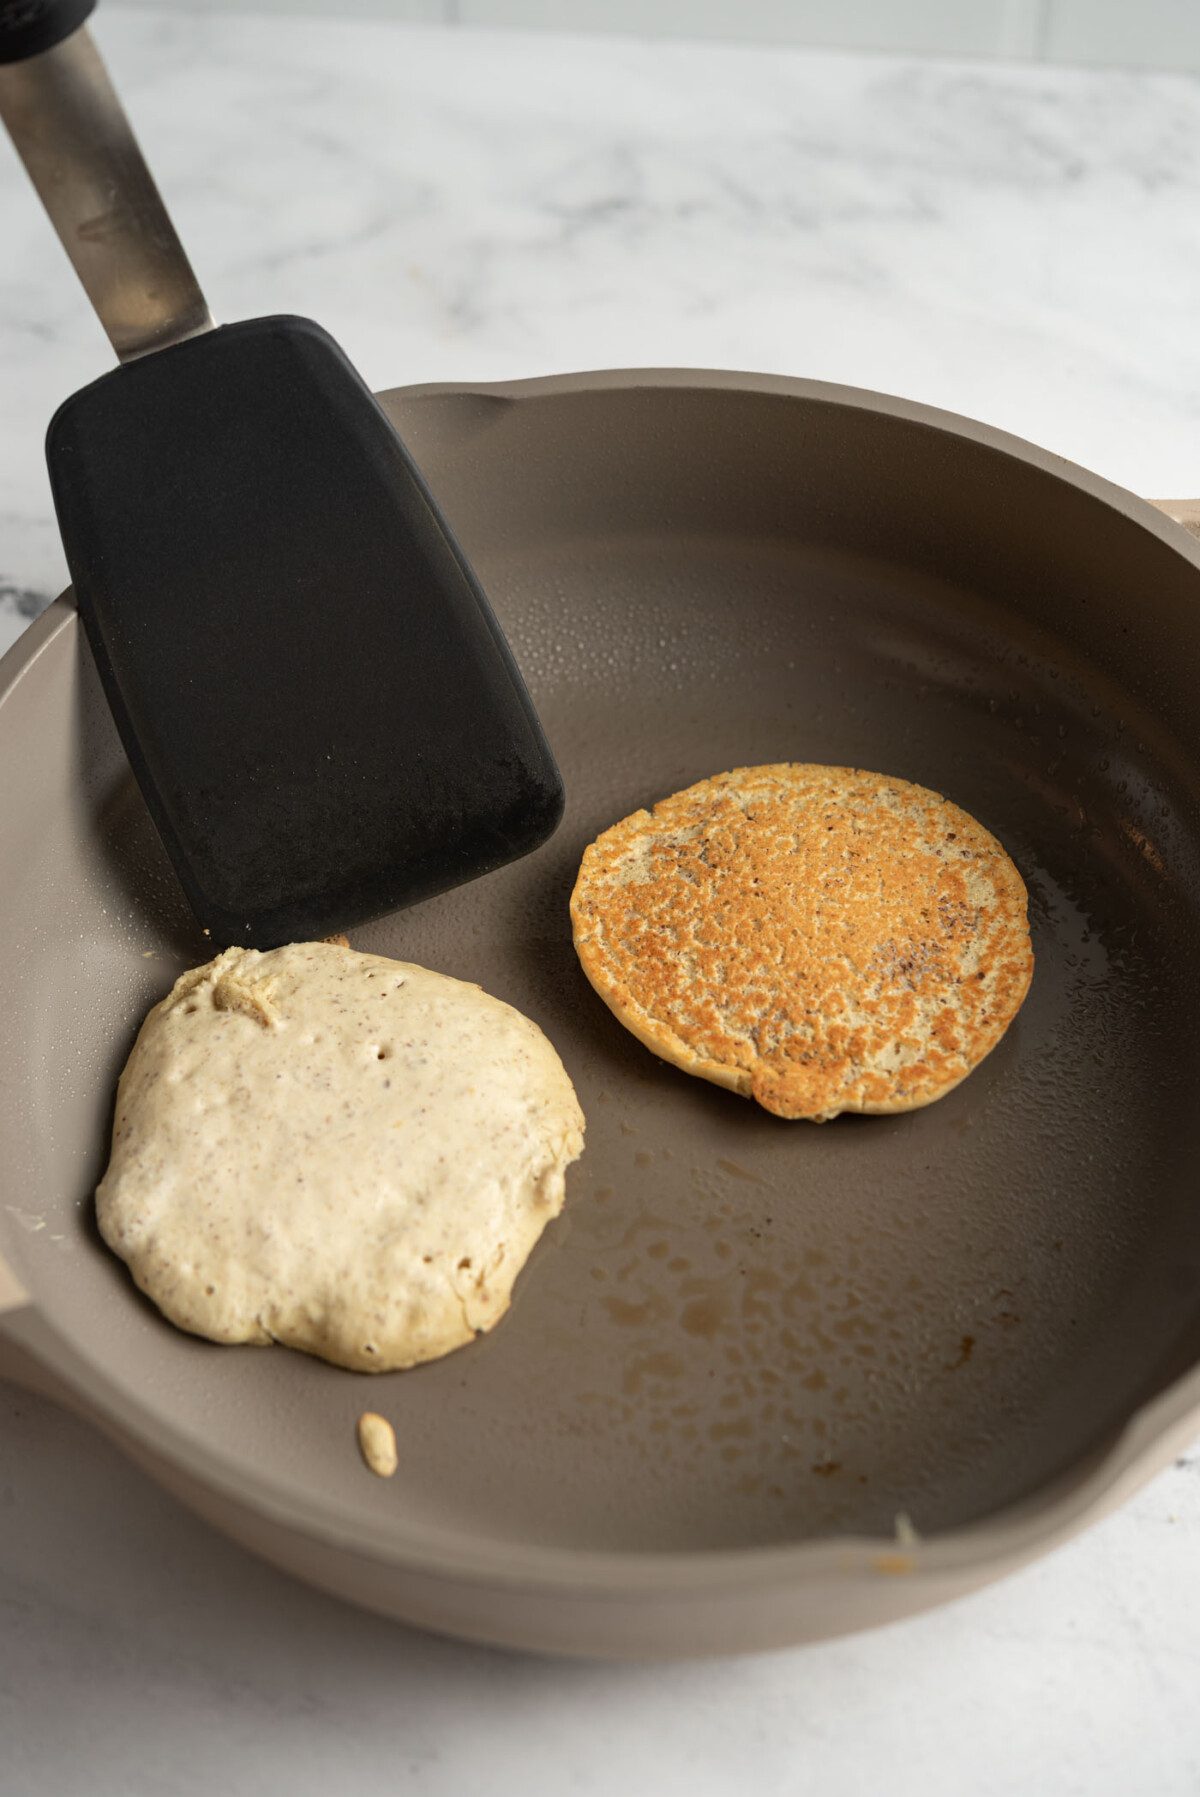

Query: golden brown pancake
(570, 764), (1033, 1121)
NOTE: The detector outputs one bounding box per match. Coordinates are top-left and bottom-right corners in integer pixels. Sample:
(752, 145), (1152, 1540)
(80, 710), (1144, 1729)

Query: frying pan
(3, 367), (1200, 1659)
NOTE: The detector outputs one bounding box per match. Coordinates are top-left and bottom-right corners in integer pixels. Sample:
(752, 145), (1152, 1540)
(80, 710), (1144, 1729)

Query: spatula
(0, 0), (563, 947)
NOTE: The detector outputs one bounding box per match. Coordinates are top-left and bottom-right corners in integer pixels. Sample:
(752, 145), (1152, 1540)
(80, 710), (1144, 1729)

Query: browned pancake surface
(570, 764), (1033, 1120)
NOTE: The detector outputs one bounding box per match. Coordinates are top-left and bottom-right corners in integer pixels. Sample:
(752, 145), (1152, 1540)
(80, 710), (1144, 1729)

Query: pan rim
(3, 365), (1200, 1604)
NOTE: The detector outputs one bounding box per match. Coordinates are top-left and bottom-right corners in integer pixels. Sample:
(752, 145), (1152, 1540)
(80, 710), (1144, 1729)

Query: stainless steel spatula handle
(0, 0), (212, 360)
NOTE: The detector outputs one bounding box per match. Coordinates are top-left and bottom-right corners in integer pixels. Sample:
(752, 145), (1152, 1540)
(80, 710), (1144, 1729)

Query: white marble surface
(1, 8), (1199, 1792)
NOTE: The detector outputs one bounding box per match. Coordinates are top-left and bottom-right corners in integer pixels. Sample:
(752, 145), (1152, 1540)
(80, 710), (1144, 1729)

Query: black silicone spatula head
(0, 1), (562, 946)
(46, 316), (564, 945)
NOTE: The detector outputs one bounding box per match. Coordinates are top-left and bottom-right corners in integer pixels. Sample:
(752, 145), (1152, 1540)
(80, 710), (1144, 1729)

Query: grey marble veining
(5, 8), (1200, 657)
(1, 9), (1198, 1794)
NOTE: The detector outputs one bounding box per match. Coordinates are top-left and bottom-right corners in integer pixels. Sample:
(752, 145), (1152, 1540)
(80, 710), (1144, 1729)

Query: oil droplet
(621, 1349), (685, 1396)
(602, 1293), (670, 1328)
(681, 1290), (730, 1339)
(710, 1416), (753, 1442)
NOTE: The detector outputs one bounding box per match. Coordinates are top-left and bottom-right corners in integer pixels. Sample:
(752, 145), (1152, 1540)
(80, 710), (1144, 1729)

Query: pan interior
(3, 379), (1200, 1556)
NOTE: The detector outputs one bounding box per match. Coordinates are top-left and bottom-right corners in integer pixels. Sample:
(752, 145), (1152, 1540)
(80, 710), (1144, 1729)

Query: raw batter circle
(97, 941), (585, 1370)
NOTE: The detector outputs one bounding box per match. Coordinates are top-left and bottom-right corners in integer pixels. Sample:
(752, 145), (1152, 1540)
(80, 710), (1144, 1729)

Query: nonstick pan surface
(3, 369), (1200, 1657)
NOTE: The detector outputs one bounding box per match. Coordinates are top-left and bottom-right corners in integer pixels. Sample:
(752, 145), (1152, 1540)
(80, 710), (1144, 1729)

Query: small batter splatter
(357, 1411), (398, 1478)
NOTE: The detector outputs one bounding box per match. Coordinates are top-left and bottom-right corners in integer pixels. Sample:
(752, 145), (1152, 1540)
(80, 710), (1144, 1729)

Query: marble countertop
(2, 8), (1199, 1793)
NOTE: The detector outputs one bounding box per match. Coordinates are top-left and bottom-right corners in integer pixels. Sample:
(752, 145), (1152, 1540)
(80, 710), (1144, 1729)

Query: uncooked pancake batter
(97, 941), (585, 1370)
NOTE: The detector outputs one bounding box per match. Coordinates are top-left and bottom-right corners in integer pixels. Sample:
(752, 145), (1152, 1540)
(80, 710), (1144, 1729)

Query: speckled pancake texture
(570, 763), (1033, 1121)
